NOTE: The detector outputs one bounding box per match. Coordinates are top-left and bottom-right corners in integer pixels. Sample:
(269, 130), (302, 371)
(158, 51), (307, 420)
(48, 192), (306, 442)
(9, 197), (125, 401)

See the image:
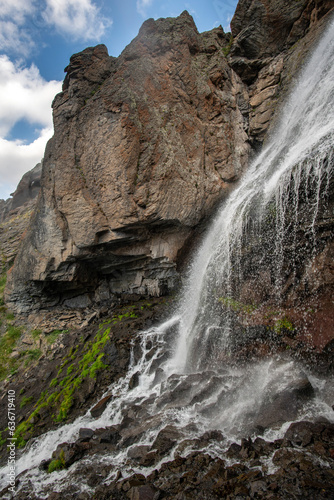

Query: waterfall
(169, 18), (334, 373)
(1, 16), (334, 499)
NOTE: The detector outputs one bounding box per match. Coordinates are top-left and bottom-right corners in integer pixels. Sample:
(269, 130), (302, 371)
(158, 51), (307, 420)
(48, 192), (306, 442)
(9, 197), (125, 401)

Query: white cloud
(0, 56), (62, 199)
(0, 0), (36, 56)
(0, 0), (35, 24)
(136, 0), (153, 18)
(0, 0), (113, 57)
(0, 56), (61, 137)
(42, 0), (112, 40)
(0, 20), (35, 58)
(0, 127), (53, 199)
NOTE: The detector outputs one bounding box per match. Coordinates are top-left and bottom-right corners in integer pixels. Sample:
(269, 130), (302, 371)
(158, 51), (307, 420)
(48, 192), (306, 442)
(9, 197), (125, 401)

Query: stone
(254, 375), (315, 430)
(90, 394), (112, 418)
(127, 445), (151, 460)
(52, 441), (91, 467)
(96, 425), (121, 445)
(78, 428), (94, 441)
(127, 484), (158, 500)
(151, 425), (181, 456)
(0, 163), (41, 222)
(128, 371), (140, 390)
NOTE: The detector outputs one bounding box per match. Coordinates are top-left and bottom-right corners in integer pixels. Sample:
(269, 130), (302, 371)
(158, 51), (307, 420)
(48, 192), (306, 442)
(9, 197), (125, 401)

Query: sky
(0, 0), (238, 200)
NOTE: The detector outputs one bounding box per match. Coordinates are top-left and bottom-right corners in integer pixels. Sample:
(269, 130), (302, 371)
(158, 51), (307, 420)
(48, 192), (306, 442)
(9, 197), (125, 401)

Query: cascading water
(1, 16), (334, 499)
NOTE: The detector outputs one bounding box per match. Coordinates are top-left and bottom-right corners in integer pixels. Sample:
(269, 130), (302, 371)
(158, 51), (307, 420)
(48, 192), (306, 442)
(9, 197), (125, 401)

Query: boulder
(90, 394), (112, 418)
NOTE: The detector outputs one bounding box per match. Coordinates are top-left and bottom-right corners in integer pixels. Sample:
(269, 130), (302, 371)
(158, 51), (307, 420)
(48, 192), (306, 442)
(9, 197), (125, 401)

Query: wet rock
(197, 430), (225, 448)
(127, 445), (151, 460)
(95, 425), (121, 445)
(151, 425), (181, 456)
(127, 484), (158, 500)
(120, 473), (146, 491)
(52, 441), (92, 467)
(254, 375), (315, 430)
(90, 394), (112, 418)
(227, 442), (242, 459)
(283, 420), (334, 458)
(78, 428), (94, 441)
(129, 371), (140, 390)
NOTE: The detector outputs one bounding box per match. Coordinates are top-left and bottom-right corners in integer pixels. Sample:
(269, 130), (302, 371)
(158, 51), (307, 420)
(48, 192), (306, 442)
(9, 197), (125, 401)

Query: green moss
(218, 297), (257, 314)
(26, 349), (42, 360)
(89, 353), (107, 379)
(0, 431), (6, 447)
(46, 329), (68, 344)
(31, 329), (42, 339)
(273, 316), (295, 334)
(67, 363), (75, 375)
(13, 421), (30, 448)
(49, 377), (58, 387)
(48, 449), (66, 473)
(111, 310), (138, 324)
(46, 393), (56, 404)
(7, 325), (22, 340)
(53, 325), (110, 422)
(11, 320), (112, 436)
(20, 396), (33, 408)
(0, 323), (23, 380)
(222, 36), (233, 57)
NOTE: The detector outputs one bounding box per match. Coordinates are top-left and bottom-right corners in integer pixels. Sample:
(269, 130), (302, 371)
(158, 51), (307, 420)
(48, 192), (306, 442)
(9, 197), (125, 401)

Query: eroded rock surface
(6, 12), (250, 313)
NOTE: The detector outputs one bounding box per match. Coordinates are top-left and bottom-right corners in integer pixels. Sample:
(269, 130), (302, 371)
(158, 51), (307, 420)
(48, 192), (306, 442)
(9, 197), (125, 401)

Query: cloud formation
(0, 0), (36, 56)
(43, 0), (112, 41)
(0, 0), (113, 57)
(136, 0), (153, 18)
(0, 56), (62, 199)
(0, 56), (61, 137)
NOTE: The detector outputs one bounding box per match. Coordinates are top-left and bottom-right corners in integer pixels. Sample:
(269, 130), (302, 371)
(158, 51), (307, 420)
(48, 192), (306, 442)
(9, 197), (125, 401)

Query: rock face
(230, 0), (333, 82)
(6, 12), (250, 312)
(0, 163), (41, 272)
(230, 0), (334, 146)
(5, 5), (334, 316)
(0, 163), (41, 222)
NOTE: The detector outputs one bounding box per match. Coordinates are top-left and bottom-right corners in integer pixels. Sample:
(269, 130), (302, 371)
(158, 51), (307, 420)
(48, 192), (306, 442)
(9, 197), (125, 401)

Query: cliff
(5, 3), (334, 326)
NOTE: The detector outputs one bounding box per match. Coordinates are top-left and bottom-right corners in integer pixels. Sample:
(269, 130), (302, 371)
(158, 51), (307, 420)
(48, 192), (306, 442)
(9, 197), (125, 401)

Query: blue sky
(0, 0), (238, 200)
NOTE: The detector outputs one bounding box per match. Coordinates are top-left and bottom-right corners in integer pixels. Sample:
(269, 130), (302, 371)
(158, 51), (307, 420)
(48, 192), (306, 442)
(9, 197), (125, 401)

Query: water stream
(1, 16), (334, 498)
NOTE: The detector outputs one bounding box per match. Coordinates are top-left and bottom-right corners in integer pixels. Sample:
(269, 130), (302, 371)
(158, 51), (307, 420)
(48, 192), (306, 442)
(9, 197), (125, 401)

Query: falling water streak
(169, 17), (334, 371)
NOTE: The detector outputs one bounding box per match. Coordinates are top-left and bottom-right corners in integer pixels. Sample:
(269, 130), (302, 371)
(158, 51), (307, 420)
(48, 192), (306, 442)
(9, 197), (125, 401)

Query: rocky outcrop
(230, 0), (334, 146)
(230, 0), (333, 82)
(6, 12), (250, 313)
(5, 5), (334, 316)
(0, 163), (41, 272)
(0, 163), (41, 222)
